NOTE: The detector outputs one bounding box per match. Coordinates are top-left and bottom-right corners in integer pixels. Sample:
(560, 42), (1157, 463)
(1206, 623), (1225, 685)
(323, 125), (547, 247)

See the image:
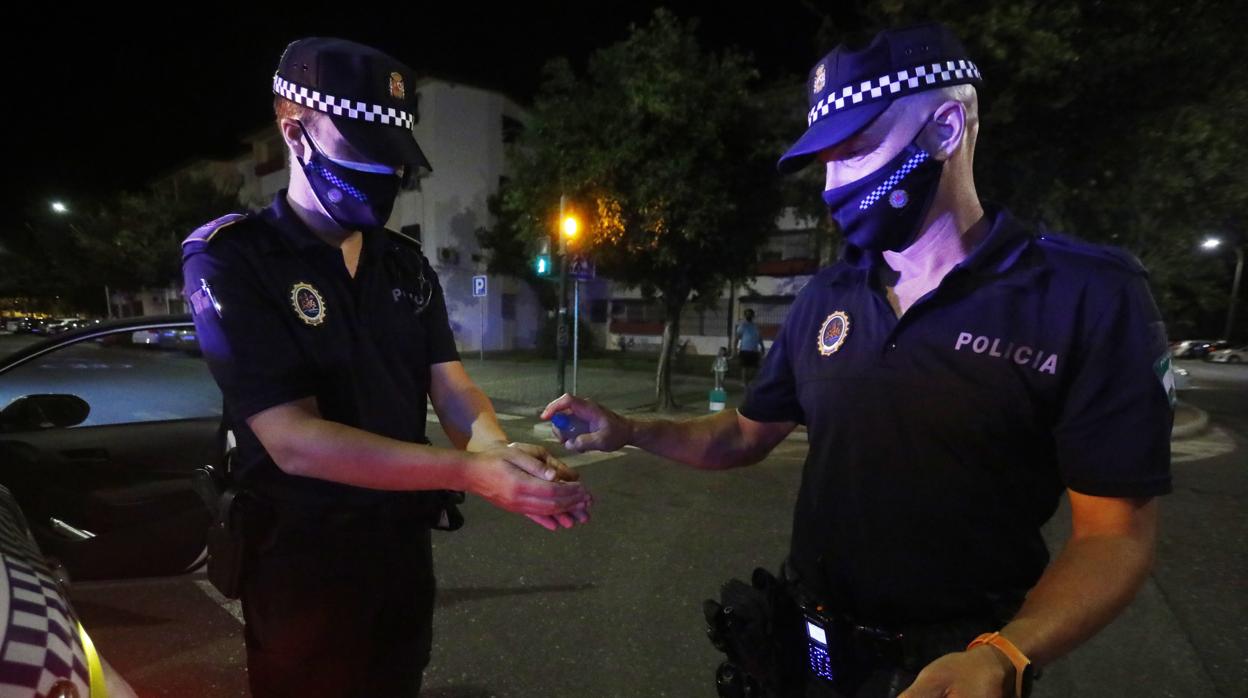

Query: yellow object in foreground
(76, 622), (107, 698)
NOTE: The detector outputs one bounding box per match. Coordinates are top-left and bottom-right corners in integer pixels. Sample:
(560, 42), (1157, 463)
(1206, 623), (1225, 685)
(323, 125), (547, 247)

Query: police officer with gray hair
(543, 22), (1172, 698)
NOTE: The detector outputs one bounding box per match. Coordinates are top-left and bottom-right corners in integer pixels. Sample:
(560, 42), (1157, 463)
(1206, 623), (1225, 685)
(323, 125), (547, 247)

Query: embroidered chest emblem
(817, 311), (851, 356)
(290, 282), (327, 326)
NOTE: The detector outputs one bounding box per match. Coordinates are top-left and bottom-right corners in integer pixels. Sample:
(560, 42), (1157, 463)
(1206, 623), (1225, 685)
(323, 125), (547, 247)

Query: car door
(0, 320), (221, 580)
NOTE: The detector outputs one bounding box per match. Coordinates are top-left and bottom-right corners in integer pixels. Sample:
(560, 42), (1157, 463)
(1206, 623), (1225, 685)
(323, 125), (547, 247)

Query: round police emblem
(290, 282), (327, 326)
(889, 189), (909, 209)
(47, 681), (79, 698)
(812, 63), (827, 94)
(817, 311), (851, 357)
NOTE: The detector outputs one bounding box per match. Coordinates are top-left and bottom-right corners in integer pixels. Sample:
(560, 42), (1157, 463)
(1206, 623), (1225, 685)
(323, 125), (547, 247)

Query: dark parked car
(1172, 339), (1232, 359)
(22, 318), (51, 335)
(0, 314), (219, 581)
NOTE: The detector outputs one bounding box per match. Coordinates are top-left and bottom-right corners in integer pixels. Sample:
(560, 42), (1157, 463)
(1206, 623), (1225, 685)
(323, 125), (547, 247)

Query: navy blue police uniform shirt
(740, 205), (1174, 626)
(180, 190), (460, 511)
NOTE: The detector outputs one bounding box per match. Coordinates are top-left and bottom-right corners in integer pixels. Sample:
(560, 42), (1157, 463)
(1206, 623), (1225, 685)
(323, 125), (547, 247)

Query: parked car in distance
(1207, 345), (1248, 364)
(1172, 339), (1231, 359)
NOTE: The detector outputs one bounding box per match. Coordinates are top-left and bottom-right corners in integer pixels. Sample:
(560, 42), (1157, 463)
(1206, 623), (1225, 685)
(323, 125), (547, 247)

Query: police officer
(543, 22), (1171, 698)
(182, 37), (591, 697)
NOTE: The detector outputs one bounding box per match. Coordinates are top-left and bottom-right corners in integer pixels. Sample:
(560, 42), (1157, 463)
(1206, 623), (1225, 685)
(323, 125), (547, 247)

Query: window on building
(739, 299), (792, 328)
(502, 293), (517, 321)
(590, 299), (608, 323)
(401, 224), (422, 243)
(612, 299), (664, 323)
(759, 230), (818, 261)
(502, 115), (525, 144)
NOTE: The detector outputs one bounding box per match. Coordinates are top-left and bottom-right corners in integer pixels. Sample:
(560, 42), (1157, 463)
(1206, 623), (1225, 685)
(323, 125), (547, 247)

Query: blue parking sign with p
(473, 275), (488, 297)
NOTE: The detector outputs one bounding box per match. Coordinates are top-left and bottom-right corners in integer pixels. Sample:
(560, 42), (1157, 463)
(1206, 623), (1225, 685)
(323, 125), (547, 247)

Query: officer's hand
(505, 442), (592, 531)
(897, 646), (1012, 698)
(463, 444), (592, 528)
(540, 394), (633, 453)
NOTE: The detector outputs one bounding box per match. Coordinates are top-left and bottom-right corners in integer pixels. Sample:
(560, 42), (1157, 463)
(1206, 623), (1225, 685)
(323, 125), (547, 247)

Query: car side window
(0, 326), (222, 428)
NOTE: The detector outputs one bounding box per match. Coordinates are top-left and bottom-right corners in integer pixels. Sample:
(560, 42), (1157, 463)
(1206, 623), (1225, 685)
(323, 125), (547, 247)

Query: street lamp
(48, 199), (114, 320)
(1202, 236), (1245, 341)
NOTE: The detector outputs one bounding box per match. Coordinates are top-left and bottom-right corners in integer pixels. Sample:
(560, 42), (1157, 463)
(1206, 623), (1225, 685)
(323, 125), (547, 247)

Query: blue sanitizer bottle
(551, 412), (591, 439)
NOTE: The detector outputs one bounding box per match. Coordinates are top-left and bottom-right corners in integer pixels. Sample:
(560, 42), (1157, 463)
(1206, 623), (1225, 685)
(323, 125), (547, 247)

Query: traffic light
(535, 254), (552, 276)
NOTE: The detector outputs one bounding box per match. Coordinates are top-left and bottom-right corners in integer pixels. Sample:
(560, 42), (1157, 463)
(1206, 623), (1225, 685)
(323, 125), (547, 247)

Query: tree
(483, 9), (789, 410)
(0, 176), (243, 316)
(475, 190), (557, 312)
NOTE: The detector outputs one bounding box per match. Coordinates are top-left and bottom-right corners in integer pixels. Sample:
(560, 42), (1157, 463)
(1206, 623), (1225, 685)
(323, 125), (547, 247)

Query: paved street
(17, 354), (1229, 697)
(3, 337), (1244, 696)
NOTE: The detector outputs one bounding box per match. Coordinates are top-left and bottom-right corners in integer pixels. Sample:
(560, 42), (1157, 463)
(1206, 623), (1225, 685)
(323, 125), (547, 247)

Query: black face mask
(296, 120), (403, 232)
(821, 136), (944, 254)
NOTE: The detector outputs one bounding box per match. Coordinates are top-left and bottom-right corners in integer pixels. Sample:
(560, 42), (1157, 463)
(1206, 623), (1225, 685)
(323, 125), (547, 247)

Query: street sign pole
(557, 195), (568, 396)
(472, 275), (488, 362)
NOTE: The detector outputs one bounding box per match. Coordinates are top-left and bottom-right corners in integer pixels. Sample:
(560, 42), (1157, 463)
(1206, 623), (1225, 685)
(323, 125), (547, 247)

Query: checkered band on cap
(273, 75), (415, 129)
(859, 150), (929, 210)
(808, 60), (981, 127)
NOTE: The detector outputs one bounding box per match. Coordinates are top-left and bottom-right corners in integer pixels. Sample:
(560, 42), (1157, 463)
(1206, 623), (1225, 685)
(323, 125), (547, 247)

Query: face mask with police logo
(295, 120), (404, 232)
(821, 127), (945, 254)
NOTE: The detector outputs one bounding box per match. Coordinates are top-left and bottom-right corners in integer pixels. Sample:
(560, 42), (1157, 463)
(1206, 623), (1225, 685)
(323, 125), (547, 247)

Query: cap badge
(389, 71), (406, 100)
(817, 311), (850, 357)
(290, 282), (327, 326)
(812, 63), (826, 94)
(889, 189), (909, 209)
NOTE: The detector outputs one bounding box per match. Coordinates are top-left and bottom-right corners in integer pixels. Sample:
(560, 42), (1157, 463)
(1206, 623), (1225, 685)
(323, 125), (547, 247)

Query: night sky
(5, 2), (849, 228)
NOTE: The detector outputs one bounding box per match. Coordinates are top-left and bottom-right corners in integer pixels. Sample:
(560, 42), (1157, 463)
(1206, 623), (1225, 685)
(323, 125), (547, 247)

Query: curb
(1171, 401), (1210, 440)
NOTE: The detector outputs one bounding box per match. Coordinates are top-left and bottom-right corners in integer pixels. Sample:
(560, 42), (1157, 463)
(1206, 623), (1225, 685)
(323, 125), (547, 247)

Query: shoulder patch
(1035, 229), (1146, 274)
(182, 213), (248, 248)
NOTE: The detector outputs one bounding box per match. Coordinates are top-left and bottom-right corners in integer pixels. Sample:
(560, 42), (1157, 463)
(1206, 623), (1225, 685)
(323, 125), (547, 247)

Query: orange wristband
(967, 631), (1033, 698)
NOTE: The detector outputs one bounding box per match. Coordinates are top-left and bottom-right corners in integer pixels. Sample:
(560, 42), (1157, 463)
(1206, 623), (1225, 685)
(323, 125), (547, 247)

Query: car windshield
(0, 326), (221, 427)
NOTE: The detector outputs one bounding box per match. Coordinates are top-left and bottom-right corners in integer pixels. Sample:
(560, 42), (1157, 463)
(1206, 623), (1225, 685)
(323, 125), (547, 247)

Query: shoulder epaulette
(387, 228), (424, 251)
(1035, 229), (1146, 274)
(181, 213), (248, 248)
